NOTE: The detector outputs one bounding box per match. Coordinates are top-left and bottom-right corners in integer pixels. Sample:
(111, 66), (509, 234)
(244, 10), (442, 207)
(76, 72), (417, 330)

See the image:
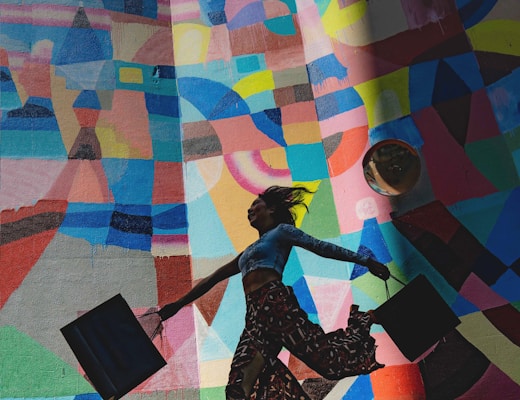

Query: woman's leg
(226, 281), (310, 399)
(226, 332), (266, 399)
(262, 284), (384, 380)
(226, 337), (310, 400)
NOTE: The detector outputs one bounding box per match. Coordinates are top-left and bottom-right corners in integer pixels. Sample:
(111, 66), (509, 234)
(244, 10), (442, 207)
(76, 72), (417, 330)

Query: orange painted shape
(281, 101), (318, 125)
(68, 160), (112, 203)
(73, 108), (101, 127)
(194, 279), (229, 326)
(327, 125), (368, 177)
(211, 115), (280, 154)
(19, 62), (52, 98)
(371, 363), (426, 399)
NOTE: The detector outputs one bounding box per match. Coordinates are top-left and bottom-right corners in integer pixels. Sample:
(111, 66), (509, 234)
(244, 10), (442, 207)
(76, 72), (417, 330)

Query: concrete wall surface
(1, 0), (519, 399)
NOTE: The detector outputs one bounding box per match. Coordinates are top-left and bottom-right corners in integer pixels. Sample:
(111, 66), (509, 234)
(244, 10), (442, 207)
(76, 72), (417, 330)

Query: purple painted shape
(459, 273), (509, 311)
(455, 363), (520, 400)
(227, 2), (266, 30)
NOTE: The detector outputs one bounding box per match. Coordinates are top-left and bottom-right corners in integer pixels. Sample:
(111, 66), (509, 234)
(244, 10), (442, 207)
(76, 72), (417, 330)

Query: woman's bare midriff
(242, 268), (282, 294)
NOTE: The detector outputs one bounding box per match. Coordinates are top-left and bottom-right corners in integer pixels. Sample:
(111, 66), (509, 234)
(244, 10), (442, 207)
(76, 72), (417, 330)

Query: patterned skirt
(226, 280), (384, 399)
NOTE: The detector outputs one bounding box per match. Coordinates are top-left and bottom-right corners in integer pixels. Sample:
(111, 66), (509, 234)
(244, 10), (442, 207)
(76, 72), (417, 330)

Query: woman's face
(247, 197), (275, 231)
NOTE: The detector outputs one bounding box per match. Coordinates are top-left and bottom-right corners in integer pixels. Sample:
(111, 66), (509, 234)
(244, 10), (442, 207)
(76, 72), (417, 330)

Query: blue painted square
(102, 159), (155, 204)
(368, 116), (424, 148)
(145, 93), (180, 118)
(208, 10), (227, 25)
(236, 55), (261, 74)
(286, 143), (329, 181)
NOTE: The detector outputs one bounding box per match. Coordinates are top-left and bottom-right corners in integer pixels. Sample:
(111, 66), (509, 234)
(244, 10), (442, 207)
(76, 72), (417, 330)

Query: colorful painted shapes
(0, 65), (22, 110)
(458, 0), (498, 29)
(251, 109), (286, 146)
(466, 20), (520, 57)
(323, 126), (368, 177)
(0, 326), (93, 397)
(392, 200), (508, 290)
(145, 93), (180, 118)
(474, 51), (520, 86)
(154, 255), (192, 306)
(172, 23), (211, 65)
(226, 2), (266, 31)
(107, 206), (153, 251)
(286, 143), (329, 181)
(103, 159), (154, 204)
(457, 311), (520, 384)
(151, 234), (189, 257)
(487, 68), (520, 133)
(355, 68), (410, 128)
(413, 107), (497, 205)
(224, 150), (291, 195)
(483, 304), (520, 347)
(69, 128), (102, 159)
(0, 159), (66, 210)
(150, 115), (183, 162)
(59, 205), (112, 245)
(466, 136), (519, 192)
(371, 363), (425, 399)
(307, 54), (348, 87)
(152, 162), (185, 204)
(178, 77), (250, 120)
(419, 330), (490, 399)
(368, 116), (424, 154)
(1, 98), (67, 159)
(486, 188), (520, 266)
(265, 15), (296, 36)
(0, 200), (67, 308)
(54, 7), (107, 65)
(314, 87), (364, 121)
(153, 204), (188, 232)
(297, 179), (340, 239)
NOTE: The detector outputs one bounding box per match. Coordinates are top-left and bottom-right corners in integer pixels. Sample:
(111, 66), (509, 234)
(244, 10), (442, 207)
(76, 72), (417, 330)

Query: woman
(150, 186), (389, 399)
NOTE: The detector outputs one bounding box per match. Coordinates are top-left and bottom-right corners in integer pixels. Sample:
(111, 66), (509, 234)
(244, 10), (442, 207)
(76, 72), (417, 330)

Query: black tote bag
(61, 294), (167, 400)
(373, 274), (461, 361)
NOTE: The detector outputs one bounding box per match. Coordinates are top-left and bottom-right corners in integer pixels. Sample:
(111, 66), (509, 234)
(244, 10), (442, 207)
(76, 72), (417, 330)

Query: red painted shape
(73, 108), (101, 127)
(152, 162), (185, 204)
(483, 304), (520, 347)
(392, 200), (461, 244)
(413, 107), (497, 206)
(0, 199), (67, 308)
(154, 255), (192, 307)
(466, 89), (503, 144)
(1, 232), (58, 308)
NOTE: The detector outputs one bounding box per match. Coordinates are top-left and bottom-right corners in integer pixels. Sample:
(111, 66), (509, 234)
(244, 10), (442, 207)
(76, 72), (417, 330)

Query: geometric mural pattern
(1, 0), (519, 398)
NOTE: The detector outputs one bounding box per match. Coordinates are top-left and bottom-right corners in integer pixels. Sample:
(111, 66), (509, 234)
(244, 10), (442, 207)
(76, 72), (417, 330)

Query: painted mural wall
(1, 0), (519, 398)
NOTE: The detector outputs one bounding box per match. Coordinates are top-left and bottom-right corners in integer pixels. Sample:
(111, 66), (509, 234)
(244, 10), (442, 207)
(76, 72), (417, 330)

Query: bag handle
(384, 273), (407, 300)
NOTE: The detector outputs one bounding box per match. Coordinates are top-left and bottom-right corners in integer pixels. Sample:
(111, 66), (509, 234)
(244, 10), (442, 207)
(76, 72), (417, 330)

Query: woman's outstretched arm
(281, 224), (390, 280)
(158, 254), (241, 321)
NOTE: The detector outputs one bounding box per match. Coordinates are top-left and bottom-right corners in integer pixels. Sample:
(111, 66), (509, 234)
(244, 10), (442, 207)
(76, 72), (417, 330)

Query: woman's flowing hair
(259, 185), (314, 226)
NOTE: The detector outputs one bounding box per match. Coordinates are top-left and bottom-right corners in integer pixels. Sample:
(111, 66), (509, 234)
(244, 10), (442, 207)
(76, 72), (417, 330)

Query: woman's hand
(158, 301), (183, 321)
(138, 308), (163, 340)
(366, 260), (390, 280)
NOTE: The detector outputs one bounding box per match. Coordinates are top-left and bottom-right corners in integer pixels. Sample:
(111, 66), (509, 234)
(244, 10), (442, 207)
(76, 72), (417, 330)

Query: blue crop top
(238, 224), (371, 278)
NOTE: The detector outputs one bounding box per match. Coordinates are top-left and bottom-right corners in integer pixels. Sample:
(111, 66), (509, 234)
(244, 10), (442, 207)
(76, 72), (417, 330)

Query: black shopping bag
(373, 274), (460, 361)
(61, 294), (167, 400)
